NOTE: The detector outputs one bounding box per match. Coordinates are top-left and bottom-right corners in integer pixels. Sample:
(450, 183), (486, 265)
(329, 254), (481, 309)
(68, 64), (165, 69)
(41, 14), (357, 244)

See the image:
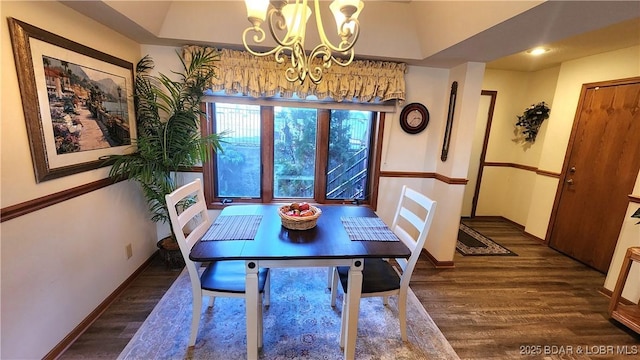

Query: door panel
(550, 79), (640, 273)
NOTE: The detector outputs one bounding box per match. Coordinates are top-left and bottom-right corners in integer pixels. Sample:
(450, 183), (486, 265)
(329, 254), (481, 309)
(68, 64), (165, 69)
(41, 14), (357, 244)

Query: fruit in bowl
(281, 202), (315, 217)
(279, 203), (321, 230)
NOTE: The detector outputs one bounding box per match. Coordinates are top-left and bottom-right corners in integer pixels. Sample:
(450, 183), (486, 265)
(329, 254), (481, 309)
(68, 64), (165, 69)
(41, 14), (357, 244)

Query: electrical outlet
(126, 244), (133, 259)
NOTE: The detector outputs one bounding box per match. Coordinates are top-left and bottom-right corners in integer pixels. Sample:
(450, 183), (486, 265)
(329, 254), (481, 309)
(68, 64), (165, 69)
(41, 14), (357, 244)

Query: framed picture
(8, 17), (137, 182)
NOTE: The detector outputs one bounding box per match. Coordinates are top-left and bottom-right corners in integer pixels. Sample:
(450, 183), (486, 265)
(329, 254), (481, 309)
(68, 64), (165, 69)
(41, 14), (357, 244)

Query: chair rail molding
(0, 178), (119, 222)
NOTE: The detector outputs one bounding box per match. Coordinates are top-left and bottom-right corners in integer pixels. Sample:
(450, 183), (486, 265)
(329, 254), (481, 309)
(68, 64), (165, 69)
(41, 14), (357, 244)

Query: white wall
(0, 2), (157, 359)
(376, 64), (448, 227)
(376, 62), (485, 263)
(476, 67), (559, 222)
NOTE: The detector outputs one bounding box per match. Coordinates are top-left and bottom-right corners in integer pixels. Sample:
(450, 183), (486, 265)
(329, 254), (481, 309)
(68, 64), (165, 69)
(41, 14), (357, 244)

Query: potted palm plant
(106, 47), (223, 268)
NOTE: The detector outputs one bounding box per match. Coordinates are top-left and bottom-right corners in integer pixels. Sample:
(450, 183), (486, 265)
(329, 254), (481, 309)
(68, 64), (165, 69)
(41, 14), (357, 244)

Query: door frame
(470, 90), (497, 217)
(545, 76), (640, 245)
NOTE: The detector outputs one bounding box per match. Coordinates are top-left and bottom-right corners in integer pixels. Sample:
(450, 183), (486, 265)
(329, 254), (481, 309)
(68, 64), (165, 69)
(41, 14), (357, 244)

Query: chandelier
(243, 0), (364, 84)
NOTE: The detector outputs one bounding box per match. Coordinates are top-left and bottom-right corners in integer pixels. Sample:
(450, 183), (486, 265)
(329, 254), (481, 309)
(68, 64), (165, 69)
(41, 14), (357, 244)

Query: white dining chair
(330, 185), (436, 343)
(165, 178), (270, 348)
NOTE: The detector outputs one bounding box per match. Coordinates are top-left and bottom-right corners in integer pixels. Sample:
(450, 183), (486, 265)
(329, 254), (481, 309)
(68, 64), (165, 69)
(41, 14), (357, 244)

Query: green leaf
(105, 47), (224, 224)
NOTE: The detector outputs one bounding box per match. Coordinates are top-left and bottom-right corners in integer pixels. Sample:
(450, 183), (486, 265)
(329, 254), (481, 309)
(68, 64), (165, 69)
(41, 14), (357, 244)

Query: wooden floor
(59, 255), (182, 359)
(413, 218), (639, 359)
(59, 218), (639, 359)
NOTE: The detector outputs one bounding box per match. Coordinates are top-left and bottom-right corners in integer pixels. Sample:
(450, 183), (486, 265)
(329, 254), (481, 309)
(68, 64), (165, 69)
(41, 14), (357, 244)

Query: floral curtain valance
(183, 46), (406, 104)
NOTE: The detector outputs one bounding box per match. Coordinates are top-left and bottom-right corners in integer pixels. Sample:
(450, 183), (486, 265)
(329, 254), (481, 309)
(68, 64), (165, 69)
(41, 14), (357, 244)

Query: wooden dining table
(189, 204), (411, 360)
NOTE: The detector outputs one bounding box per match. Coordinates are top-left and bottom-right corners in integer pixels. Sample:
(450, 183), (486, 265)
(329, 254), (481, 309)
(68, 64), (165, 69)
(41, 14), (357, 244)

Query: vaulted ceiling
(62, 1), (640, 72)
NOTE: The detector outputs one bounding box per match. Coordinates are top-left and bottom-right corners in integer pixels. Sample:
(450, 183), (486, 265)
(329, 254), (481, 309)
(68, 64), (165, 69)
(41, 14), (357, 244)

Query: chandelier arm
(308, 67), (323, 83)
(242, 27), (282, 57)
(330, 48), (355, 67)
(274, 47), (291, 65)
(313, 0), (360, 53)
(309, 44), (333, 68)
(309, 43), (354, 69)
(243, 5), (303, 58)
(305, 45), (333, 84)
(287, 42), (309, 83)
(341, 19), (360, 49)
(267, 7), (299, 48)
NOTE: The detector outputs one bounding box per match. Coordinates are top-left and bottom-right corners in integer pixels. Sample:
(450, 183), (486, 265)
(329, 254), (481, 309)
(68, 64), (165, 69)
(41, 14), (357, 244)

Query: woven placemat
(341, 217), (399, 241)
(201, 215), (262, 241)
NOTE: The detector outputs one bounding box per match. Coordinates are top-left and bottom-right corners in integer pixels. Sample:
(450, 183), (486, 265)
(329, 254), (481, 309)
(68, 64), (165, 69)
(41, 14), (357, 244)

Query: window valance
(183, 46), (406, 104)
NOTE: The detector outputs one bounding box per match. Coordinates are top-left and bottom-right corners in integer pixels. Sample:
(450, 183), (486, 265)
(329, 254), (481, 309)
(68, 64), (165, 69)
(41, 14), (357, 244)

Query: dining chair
(330, 185), (436, 343)
(165, 178), (270, 348)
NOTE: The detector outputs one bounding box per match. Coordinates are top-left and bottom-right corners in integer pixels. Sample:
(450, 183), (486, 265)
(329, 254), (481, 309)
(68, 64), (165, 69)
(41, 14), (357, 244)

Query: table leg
(245, 261), (259, 360)
(343, 259), (363, 360)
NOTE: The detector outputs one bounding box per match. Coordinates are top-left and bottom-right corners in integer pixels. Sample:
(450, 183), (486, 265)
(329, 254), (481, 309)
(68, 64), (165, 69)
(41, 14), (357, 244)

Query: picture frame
(441, 81), (458, 162)
(8, 17), (137, 182)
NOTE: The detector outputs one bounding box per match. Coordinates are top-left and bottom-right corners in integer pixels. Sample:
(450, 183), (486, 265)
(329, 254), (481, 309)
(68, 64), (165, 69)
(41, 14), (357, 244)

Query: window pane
(327, 110), (372, 200)
(214, 103), (261, 198)
(273, 107), (317, 198)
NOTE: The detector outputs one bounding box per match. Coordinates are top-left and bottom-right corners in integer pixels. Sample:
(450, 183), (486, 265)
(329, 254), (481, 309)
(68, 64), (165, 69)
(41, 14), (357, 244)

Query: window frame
(201, 101), (385, 210)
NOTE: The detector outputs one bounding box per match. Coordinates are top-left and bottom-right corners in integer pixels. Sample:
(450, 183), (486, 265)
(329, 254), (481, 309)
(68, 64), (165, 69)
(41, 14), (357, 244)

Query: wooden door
(549, 77), (640, 273)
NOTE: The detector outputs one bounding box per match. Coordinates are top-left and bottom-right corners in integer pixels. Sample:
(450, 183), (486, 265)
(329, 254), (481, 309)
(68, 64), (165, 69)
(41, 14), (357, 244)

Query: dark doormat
(456, 222), (517, 256)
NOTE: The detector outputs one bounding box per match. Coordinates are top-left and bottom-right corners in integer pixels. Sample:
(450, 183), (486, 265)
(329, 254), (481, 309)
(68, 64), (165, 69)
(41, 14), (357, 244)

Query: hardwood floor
(412, 218), (640, 360)
(59, 256), (181, 359)
(59, 218), (639, 359)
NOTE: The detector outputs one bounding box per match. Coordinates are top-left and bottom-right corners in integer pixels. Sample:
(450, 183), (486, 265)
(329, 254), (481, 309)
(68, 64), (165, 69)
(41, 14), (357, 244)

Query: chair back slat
(398, 207), (425, 232)
(389, 186), (437, 289)
(393, 225), (416, 252)
(166, 179), (212, 289)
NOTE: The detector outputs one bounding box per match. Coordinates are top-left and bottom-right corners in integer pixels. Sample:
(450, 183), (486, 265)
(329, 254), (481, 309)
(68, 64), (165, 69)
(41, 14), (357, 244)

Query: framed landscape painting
(8, 17), (137, 182)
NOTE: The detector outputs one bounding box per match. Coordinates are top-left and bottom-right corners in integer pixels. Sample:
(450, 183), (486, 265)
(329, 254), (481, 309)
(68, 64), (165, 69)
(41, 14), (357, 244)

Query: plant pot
(157, 236), (185, 269)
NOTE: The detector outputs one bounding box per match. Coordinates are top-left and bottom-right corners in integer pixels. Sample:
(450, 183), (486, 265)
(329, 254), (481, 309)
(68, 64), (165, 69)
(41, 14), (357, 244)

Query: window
(212, 103), (261, 198)
(204, 102), (383, 207)
(273, 106), (318, 198)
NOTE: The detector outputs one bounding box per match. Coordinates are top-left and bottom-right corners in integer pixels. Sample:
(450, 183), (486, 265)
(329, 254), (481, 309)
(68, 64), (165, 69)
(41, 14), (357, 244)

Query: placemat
(201, 215), (262, 241)
(341, 217), (400, 241)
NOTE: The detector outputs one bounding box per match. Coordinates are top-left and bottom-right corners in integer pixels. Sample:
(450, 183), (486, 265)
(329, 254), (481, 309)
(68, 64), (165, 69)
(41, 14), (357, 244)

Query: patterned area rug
(456, 222), (517, 256)
(119, 267), (458, 360)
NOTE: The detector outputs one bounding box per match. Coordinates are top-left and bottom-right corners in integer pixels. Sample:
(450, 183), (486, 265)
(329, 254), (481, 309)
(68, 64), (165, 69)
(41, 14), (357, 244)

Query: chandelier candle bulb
(245, 0), (270, 25)
(281, 4), (311, 42)
(330, 0), (362, 37)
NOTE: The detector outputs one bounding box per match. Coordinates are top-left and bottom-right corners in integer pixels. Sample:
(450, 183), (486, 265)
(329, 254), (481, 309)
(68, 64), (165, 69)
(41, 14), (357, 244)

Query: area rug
(456, 222), (517, 256)
(118, 267), (459, 360)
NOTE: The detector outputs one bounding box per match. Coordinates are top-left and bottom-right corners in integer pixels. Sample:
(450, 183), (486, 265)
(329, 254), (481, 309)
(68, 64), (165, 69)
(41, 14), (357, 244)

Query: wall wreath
(515, 101), (551, 142)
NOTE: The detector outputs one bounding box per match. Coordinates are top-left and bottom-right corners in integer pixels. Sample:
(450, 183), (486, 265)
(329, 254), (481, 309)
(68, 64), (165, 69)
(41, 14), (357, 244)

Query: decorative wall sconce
(441, 81), (458, 162)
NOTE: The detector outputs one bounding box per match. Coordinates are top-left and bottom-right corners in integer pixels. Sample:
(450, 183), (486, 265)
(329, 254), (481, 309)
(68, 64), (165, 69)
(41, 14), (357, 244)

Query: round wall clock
(399, 102), (429, 134)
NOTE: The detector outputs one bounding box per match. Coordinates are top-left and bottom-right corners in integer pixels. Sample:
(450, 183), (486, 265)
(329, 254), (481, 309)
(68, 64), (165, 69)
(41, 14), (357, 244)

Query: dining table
(189, 204), (411, 360)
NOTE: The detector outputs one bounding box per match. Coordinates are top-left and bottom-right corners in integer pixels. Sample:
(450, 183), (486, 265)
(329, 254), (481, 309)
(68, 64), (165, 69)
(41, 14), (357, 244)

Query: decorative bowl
(278, 204), (322, 230)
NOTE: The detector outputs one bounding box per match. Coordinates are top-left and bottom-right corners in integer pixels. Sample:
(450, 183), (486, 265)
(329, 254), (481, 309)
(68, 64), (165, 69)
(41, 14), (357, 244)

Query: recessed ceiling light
(527, 47), (550, 56)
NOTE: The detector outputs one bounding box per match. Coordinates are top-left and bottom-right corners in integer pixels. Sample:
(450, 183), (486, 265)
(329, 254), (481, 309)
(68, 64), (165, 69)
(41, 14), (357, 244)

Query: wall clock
(399, 102), (429, 134)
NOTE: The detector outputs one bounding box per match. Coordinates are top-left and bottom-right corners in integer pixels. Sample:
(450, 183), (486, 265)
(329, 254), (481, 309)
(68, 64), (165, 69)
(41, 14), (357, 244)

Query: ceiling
(412, 1), (640, 71)
(486, 16), (640, 72)
(61, 1), (640, 73)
